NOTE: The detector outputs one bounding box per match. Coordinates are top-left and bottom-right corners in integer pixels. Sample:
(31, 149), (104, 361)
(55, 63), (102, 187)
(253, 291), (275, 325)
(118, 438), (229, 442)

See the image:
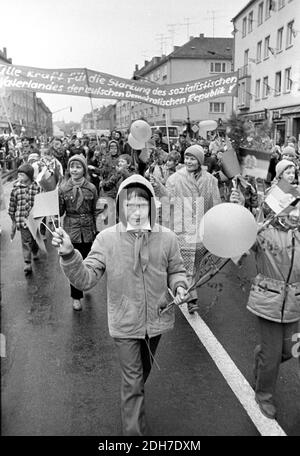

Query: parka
(247, 224), (300, 323)
(59, 177), (98, 243)
(60, 175), (188, 338)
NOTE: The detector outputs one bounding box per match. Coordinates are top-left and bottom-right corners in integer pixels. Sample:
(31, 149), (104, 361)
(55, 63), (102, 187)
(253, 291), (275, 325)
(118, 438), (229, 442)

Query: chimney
(3, 47), (7, 58)
(144, 60), (149, 66)
(189, 36), (194, 41)
(199, 33), (204, 38)
(135, 64), (139, 71)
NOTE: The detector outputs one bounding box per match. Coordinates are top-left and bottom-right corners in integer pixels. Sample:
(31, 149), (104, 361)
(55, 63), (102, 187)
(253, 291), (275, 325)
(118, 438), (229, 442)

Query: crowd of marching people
(2, 122), (300, 434)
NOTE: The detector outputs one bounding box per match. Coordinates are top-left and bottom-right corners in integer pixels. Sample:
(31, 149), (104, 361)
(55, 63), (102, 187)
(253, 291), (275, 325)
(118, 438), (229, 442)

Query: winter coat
(247, 225), (300, 323)
(60, 174), (188, 338)
(157, 167), (221, 275)
(8, 180), (40, 229)
(59, 178), (98, 243)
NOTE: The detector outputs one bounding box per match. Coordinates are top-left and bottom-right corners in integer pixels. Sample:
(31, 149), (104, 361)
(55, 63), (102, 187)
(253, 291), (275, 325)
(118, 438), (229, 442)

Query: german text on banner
(0, 63), (238, 108)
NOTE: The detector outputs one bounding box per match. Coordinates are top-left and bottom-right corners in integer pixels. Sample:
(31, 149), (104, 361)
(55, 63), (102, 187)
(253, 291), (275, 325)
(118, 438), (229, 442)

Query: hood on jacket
(116, 174), (157, 228)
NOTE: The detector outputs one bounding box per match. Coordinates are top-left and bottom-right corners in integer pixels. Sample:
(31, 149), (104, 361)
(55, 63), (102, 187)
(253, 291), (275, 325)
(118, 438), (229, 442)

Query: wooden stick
(41, 222), (54, 236)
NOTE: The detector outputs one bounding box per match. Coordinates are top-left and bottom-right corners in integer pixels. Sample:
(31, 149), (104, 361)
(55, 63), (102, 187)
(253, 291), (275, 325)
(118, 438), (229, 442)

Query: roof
(169, 36), (233, 60)
(135, 36), (233, 77)
(231, 0), (256, 22)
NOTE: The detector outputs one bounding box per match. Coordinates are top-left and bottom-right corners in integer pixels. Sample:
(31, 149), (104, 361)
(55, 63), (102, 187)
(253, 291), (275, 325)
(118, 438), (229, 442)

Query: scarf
(132, 231), (150, 274)
(71, 177), (85, 210)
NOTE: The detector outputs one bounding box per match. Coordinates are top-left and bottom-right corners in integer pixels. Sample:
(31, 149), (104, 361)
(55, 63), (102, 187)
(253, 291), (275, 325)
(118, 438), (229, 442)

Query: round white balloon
(198, 119), (218, 131)
(199, 203), (257, 258)
(128, 133), (145, 150)
(130, 120), (152, 142)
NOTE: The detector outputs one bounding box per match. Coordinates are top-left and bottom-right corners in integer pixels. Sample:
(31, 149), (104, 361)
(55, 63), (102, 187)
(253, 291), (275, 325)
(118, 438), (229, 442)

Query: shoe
(24, 263), (32, 274)
(255, 397), (277, 419)
(187, 300), (199, 314)
(72, 299), (82, 311)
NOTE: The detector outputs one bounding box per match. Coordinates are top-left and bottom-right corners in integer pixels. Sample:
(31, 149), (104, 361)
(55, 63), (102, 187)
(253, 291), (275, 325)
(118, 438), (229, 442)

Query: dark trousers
(254, 317), (299, 404)
(114, 334), (161, 436)
(70, 242), (92, 299)
(20, 227), (39, 264)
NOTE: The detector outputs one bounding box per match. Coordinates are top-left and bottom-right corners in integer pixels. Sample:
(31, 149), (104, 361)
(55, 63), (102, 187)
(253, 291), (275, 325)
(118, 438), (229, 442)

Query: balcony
(238, 64), (251, 80)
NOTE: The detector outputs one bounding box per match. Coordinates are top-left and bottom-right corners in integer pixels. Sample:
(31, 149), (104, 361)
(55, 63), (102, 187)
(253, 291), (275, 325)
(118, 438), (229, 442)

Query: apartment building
(232, 0), (300, 145)
(116, 34), (234, 132)
(0, 47), (52, 136)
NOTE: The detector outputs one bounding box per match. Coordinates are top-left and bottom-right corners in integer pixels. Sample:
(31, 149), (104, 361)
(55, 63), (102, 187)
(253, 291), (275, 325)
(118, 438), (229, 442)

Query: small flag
(26, 212), (47, 253)
(32, 187), (59, 218)
(264, 180), (300, 215)
(222, 142), (241, 179)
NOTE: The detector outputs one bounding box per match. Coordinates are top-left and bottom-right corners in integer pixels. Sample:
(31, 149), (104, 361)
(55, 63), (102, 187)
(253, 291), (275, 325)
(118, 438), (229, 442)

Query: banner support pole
(84, 68), (100, 146)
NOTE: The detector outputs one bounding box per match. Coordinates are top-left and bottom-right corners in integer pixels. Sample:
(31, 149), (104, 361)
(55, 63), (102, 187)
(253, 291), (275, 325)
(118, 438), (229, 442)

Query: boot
(72, 299), (82, 311)
(24, 263), (32, 274)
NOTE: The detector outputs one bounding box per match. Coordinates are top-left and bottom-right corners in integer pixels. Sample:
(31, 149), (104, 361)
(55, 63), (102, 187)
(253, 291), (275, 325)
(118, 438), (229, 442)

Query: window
(258, 2), (264, 25)
(265, 1), (271, 19)
(209, 102), (225, 113)
(257, 41), (262, 62)
(248, 12), (253, 32)
(277, 27), (283, 51)
(242, 17), (247, 37)
(278, 0), (285, 8)
(263, 76), (270, 97)
(284, 67), (292, 92)
(275, 71), (282, 95)
(244, 49), (249, 66)
(264, 35), (270, 58)
(255, 79), (261, 99)
(210, 62), (226, 73)
(238, 82), (246, 105)
(286, 21), (294, 48)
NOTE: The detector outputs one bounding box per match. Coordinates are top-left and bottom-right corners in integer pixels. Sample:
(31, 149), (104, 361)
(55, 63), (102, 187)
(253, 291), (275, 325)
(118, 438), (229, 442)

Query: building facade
(232, 0), (300, 145)
(81, 104), (116, 133)
(116, 34), (234, 133)
(0, 47), (52, 137)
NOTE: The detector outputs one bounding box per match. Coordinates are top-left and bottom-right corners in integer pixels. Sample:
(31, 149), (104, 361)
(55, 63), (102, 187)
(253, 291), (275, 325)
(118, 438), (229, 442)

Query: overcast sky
(1, 0), (245, 123)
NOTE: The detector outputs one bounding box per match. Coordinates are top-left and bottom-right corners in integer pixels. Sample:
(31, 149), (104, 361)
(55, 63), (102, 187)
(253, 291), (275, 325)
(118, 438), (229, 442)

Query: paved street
(1, 180), (300, 436)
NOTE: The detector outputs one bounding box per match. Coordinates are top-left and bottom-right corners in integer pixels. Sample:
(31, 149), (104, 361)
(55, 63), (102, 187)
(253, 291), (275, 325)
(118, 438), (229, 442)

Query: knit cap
(68, 154), (88, 176)
(282, 145), (296, 158)
(18, 163), (34, 181)
(184, 145), (205, 165)
(275, 159), (296, 178)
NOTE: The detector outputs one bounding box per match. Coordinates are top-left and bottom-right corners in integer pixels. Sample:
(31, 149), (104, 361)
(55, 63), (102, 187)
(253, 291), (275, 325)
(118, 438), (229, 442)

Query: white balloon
(199, 203), (257, 258)
(130, 120), (152, 142)
(128, 133), (145, 150)
(198, 119), (218, 131)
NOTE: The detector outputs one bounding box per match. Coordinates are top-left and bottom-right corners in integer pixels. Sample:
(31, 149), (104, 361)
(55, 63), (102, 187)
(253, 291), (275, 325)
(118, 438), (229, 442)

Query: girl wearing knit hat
(59, 154), (98, 310)
(275, 159), (296, 184)
(151, 143), (221, 314)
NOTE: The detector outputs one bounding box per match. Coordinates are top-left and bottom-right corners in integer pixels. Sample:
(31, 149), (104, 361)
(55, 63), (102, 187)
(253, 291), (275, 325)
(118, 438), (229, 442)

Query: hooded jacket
(247, 225), (300, 323)
(60, 174), (188, 338)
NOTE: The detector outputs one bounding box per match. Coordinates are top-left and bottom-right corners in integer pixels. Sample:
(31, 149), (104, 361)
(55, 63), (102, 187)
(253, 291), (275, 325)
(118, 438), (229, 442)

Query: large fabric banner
(0, 63), (238, 108)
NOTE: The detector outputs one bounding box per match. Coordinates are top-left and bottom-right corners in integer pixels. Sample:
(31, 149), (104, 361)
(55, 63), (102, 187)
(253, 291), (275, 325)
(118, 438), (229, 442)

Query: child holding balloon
(230, 188), (300, 420)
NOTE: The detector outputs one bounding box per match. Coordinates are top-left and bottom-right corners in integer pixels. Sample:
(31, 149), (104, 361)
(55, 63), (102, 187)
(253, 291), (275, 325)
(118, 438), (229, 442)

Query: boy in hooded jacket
(8, 163), (40, 274)
(52, 174), (189, 436)
(230, 189), (300, 420)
